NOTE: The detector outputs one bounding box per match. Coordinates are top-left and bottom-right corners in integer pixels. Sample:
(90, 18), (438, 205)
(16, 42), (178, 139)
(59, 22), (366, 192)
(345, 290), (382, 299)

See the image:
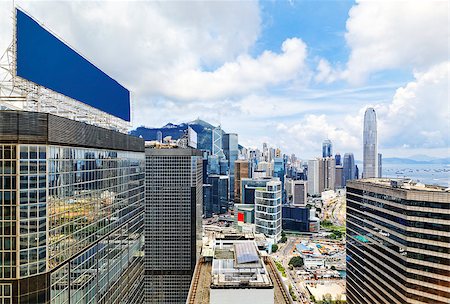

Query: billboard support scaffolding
(0, 7), (130, 133)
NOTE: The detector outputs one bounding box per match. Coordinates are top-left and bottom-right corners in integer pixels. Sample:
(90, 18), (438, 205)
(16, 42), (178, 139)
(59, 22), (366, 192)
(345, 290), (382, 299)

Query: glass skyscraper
(144, 148), (203, 303)
(222, 133), (238, 201)
(346, 179), (449, 304)
(343, 153), (356, 186)
(0, 111), (145, 304)
(363, 108), (378, 178)
(255, 180), (282, 244)
(322, 139), (332, 158)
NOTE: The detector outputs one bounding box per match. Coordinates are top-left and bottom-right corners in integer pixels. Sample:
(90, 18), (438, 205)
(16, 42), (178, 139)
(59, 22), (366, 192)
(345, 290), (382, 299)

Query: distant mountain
(383, 157), (450, 164)
(130, 119), (222, 151)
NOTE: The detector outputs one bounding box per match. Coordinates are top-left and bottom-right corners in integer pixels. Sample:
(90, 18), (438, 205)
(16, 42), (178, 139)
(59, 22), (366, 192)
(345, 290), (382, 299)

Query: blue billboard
(16, 9), (130, 121)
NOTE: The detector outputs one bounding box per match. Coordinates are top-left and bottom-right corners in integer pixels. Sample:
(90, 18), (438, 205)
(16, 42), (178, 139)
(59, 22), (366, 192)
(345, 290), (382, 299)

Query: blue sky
(0, 0), (448, 159)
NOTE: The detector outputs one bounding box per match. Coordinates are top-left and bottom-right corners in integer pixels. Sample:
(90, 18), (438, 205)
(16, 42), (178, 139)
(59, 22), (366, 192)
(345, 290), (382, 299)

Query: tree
(272, 244), (278, 253)
(322, 293), (332, 304)
(288, 256), (304, 268)
(280, 231), (287, 243)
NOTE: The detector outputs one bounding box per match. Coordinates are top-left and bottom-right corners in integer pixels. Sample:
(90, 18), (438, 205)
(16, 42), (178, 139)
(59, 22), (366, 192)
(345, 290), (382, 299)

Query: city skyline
(0, 1), (448, 159)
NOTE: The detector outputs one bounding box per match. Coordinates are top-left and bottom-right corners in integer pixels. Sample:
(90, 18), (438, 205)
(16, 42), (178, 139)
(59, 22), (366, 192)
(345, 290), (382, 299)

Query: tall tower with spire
(363, 107), (378, 178)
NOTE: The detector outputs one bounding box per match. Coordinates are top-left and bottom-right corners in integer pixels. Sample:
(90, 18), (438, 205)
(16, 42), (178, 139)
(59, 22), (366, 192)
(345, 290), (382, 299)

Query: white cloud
(343, 0), (450, 84)
(377, 61), (450, 149)
(159, 38), (308, 100)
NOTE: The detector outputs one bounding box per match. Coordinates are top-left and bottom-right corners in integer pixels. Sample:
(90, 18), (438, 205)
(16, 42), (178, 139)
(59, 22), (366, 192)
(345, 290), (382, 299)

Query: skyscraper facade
(335, 153), (341, 166)
(343, 153), (356, 186)
(0, 111), (146, 303)
(223, 133), (238, 201)
(318, 157), (336, 193)
(346, 179), (450, 304)
(144, 148), (203, 303)
(322, 139), (333, 158)
(307, 159), (319, 196)
(378, 153), (382, 178)
(255, 180), (282, 244)
(207, 174), (229, 215)
(363, 108), (378, 178)
(234, 160), (250, 203)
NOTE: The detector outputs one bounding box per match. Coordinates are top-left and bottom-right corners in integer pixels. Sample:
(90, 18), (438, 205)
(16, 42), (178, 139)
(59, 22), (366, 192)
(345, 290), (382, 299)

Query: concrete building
(363, 108), (378, 178)
(378, 153), (382, 178)
(186, 234), (292, 304)
(335, 165), (344, 189)
(307, 159), (320, 196)
(255, 180), (282, 244)
(291, 180), (307, 207)
(145, 148), (203, 303)
(318, 157), (336, 193)
(234, 160), (250, 203)
(346, 179), (450, 304)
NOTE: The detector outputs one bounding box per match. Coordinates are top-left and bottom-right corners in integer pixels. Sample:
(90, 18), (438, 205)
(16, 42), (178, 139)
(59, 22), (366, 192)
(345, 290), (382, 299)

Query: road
(273, 237), (312, 304)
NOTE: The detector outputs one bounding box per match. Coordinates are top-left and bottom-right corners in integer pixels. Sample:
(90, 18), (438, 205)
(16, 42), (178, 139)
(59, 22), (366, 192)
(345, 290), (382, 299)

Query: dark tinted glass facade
(144, 148), (203, 303)
(346, 180), (450, 304)
(0, 112), (145, 304)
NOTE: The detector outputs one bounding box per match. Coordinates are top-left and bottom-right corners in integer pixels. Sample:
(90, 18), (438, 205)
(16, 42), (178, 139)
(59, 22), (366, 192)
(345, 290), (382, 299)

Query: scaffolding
(0, 7), (130, 133)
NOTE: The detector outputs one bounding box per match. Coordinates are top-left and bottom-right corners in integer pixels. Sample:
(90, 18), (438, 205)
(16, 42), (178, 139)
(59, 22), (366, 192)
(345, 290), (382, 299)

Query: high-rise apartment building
(346, 179), (450, 304)
(144, 148), (203, 303)
(255, 180), (282, 244)
(322, 139), (333, 158)
(0, 112), (146, 303)
(234, 160), (250, 203)
(363, 108), (378, 178)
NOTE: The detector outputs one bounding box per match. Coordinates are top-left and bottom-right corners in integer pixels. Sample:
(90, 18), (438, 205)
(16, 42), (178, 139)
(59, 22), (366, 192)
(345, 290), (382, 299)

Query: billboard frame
(0, 6), (130, 133)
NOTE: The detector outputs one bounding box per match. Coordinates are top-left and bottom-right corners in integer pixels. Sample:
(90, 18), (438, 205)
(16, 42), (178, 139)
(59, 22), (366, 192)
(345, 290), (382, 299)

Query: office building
(212, 127), (225, 159)
(234, 160), (250, 203)
(186, 233), (291, 304)
(0, 111), (146, 304)
(307, 159), (320, 196)
(255, 180), (282, 244)
(343, 153), (356, 186)
(322, 139), (332, 158)
(318, 157), (336, 193)
(223, 133), (238, 201)
(363, 108), (378, 178)
(144, 148), (203, 303)
(291, 180), (307, 207)
(282, 206), (310, 232)
(346, 179), (450, 304)
(1, 8), (145, 303)
(207, 175), (229, 215)
(273, 157), (286, 203)
(240, 177), (274, 205)
(335, 165), (344, 189)
(378, 153), (382, 178)
(203, 184), (213, 218)
(335, 153), (341, 166)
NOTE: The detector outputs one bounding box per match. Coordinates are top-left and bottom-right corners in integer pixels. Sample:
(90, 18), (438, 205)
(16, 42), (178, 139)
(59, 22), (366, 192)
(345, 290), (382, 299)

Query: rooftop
(351, 178), (449, 192)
